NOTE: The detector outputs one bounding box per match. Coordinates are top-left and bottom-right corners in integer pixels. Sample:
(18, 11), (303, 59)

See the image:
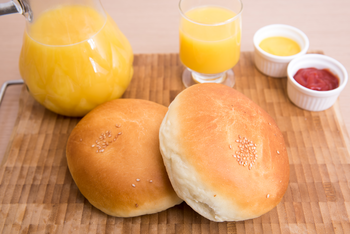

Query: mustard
(259, 36), (301, 56)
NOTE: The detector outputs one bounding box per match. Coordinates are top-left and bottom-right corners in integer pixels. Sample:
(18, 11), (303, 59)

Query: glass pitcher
(0, 0), (134, 117)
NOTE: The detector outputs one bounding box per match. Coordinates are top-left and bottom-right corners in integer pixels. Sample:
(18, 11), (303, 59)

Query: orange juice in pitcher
(17, 1), (133, 117)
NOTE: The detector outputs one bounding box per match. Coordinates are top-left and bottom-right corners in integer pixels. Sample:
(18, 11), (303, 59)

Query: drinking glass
(179, 0), (243, 87)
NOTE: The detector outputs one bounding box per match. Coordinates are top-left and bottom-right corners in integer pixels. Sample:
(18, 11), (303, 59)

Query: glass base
(182, 68), (235, 88)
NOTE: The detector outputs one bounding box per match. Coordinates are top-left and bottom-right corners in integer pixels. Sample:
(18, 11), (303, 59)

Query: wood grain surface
(0, 53), (349, 233)
(1, 0), (350, 182)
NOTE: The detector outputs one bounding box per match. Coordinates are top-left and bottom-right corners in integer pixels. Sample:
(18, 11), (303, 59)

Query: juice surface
(19, 5), (133, 117)
(179, 6), (241, 74)
(259, 37), (301, 56)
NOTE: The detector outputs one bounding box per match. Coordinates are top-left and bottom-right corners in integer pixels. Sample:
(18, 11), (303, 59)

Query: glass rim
(178, 0), (243, 26)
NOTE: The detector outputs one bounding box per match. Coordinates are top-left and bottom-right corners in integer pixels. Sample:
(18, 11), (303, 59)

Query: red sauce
(293, 68), (339, 91)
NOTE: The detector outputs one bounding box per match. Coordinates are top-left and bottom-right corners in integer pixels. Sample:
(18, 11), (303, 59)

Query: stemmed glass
(179, 0), (243, 87)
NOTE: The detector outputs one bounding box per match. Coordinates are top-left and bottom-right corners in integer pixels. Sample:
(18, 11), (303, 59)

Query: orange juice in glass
(18, 1), (133, 117)
(179, 0), (243, 87)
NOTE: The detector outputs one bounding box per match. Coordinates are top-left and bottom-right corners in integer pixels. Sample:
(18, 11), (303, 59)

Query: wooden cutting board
(1, 52), (350, 234)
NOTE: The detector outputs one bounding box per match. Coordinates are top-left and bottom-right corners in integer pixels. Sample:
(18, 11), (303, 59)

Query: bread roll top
(66, 99), (182, 217)
(160, 84), (289, 221)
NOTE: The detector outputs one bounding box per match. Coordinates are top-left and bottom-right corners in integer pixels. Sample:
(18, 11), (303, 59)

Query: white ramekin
(287, 54), (348, 111)
(253, 24), (309, 78)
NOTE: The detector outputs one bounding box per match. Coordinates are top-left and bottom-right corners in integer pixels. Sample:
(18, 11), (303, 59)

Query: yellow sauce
(259, 36), (301, 56)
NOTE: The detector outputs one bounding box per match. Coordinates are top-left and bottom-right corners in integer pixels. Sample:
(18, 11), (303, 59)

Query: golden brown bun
(66, 99), (182, 217)
(159, 84), (289, 222)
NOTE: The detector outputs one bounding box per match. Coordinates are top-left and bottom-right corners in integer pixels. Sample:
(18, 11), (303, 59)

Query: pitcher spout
(0, 0), (31, 21)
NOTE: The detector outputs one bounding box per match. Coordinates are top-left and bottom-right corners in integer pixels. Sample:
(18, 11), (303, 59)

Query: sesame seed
(277, 150), (280, 154)
(269, 123), (271, 125)
(233, 155), (236, 158)
(136, 179), (140, 182)
(229, 145), (232, 149)
(96, 150), (98, 153)
(118, 132), (122, 135)
(132, 184), (135, 187)
(267, 194), (270, 198)
(92, 145), (95, 147)
(149, 180), (153, 183)
(80, 139), (82, 142)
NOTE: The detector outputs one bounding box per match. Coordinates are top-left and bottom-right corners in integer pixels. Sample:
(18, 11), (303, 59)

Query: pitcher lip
(178, 0), (243, 26)
(24, 5), (108, 47)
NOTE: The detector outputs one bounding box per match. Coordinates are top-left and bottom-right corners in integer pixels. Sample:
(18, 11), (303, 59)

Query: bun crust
(66, 99), (182, 217)
(159, 84), (289, 221)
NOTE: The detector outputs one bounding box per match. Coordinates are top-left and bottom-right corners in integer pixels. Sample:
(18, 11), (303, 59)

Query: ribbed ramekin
(253, 24), (309, 78)
(287, 54), (348, 111)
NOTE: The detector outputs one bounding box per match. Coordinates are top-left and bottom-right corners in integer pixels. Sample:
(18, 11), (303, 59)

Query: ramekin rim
(287, 54), (348, 96)
(253, 24), (310, 62)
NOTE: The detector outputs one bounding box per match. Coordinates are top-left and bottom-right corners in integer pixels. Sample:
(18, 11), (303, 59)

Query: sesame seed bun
(159, 84), (290, 222)
(66, 99), (182, 217)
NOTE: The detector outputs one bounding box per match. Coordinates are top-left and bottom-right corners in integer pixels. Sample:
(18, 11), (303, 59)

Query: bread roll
(159, 84), (289, 222)
(66, 99), (182, 217)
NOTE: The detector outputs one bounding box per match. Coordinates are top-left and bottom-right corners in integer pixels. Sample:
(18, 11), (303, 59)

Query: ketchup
(293, 68), (339, 91)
